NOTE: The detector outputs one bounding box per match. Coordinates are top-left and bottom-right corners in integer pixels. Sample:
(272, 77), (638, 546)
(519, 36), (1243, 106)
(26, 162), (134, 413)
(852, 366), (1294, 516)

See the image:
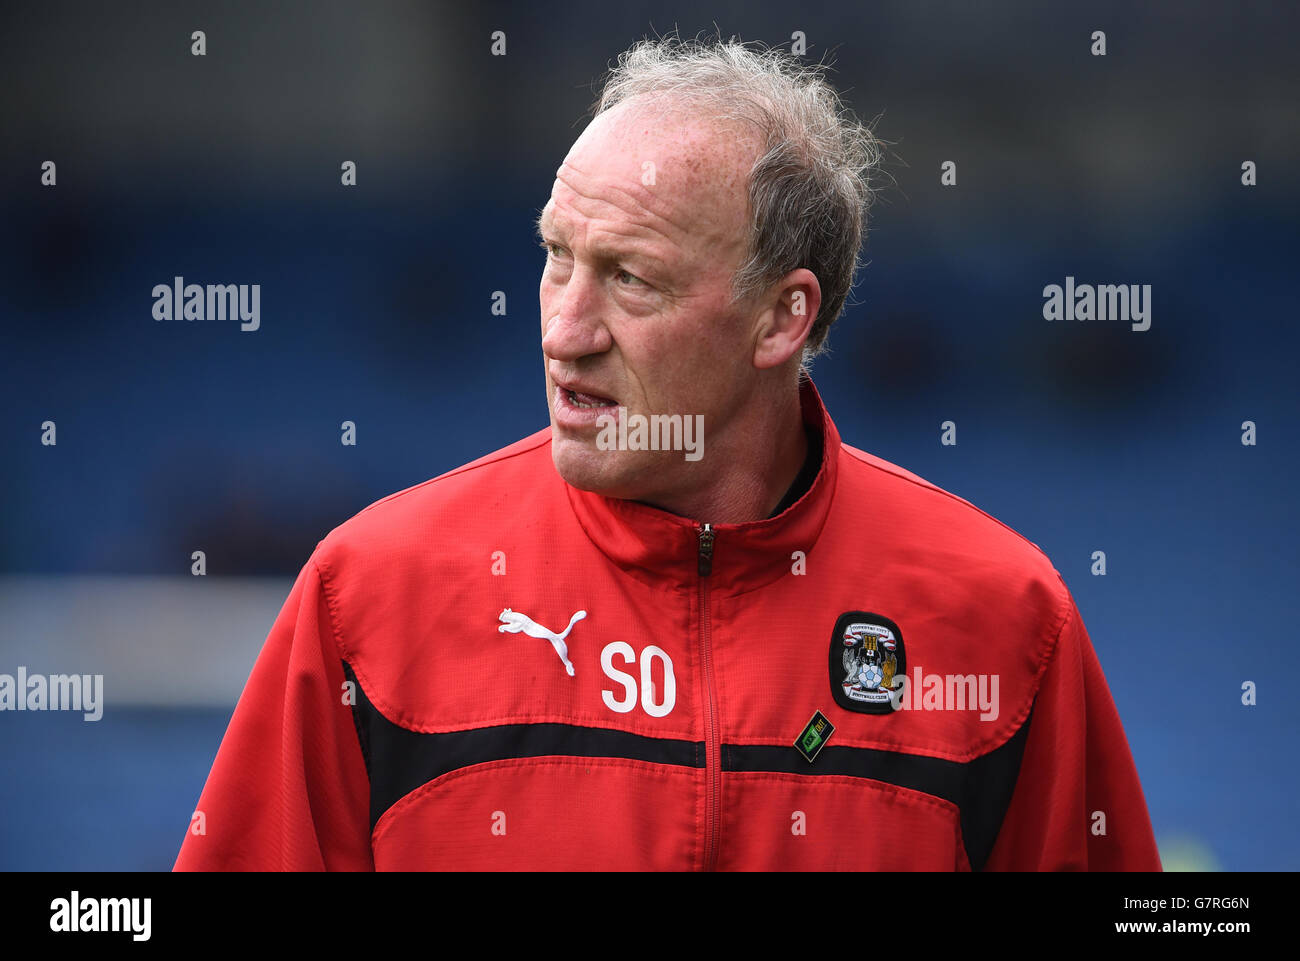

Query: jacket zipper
(697, 522), (720, 871)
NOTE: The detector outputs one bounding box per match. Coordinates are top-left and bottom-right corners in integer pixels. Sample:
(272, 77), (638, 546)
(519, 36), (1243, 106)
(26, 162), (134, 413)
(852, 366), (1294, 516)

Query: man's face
(538, 99), (762, 503)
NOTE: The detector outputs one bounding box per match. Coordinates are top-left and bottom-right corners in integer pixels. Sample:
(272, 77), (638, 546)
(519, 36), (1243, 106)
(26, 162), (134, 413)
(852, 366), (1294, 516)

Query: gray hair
(591, 35), (882, 368)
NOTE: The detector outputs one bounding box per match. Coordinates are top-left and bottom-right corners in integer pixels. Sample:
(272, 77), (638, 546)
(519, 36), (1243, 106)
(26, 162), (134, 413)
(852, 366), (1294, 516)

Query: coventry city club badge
(830, 611), (906, 715)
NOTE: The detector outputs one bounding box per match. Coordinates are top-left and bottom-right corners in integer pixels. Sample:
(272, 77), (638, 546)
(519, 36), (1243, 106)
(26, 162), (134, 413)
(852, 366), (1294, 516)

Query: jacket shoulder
(834, 441), (1076, 726)
(314, 427), (555, 565)
(837, 441), (1066, 590)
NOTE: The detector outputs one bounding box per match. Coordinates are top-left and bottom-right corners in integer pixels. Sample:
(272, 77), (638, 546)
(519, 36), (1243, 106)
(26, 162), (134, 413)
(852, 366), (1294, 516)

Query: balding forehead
(552, 158), (694, 239)
(549, 105), (758, 248)
(596, 99), (758, 186)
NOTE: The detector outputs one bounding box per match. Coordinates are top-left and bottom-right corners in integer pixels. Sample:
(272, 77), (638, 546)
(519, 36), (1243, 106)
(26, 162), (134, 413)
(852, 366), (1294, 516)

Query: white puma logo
(498, 608), (586, 677)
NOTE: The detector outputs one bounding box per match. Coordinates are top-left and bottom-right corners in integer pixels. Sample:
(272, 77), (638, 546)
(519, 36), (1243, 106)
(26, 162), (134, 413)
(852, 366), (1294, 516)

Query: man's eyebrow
(533, 210), (668, 274)
(534, 207), (552, 240)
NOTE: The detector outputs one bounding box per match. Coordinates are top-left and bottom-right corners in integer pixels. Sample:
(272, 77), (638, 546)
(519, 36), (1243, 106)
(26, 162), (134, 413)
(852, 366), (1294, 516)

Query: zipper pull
(697, 523), (714, 577)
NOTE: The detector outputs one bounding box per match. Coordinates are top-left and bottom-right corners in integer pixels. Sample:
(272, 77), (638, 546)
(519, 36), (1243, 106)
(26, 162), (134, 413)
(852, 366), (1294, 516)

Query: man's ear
(752, 268), (821, 370)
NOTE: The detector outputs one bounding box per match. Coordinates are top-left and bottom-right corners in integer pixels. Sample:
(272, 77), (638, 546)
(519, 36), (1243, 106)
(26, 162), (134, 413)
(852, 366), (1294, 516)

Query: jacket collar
(562, 378), (842, 593)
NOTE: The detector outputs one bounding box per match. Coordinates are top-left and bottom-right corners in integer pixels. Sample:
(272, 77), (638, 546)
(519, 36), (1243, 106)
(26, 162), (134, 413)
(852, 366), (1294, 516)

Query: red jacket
(174, 379), (1160, 871)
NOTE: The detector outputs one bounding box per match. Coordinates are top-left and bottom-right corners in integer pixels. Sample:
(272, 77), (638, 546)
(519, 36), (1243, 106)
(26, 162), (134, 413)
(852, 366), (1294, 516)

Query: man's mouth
(563, 387), (617, 409)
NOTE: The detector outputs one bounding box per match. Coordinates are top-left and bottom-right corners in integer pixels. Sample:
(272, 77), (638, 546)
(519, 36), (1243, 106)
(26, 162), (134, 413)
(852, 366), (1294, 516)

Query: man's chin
(550, 437), (640, 498)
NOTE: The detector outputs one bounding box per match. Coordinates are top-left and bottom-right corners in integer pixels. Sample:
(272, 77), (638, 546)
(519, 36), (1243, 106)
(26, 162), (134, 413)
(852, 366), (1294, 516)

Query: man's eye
(615, 268), (646, 287)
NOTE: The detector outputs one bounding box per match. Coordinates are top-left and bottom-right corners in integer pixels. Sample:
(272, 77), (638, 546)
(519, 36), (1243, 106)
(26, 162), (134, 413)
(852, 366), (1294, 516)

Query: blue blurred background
(1, 0), (1296, 870)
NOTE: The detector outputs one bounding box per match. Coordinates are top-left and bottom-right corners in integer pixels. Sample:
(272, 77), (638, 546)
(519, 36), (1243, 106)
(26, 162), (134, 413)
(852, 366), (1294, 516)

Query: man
(175, 37), (1160, 871)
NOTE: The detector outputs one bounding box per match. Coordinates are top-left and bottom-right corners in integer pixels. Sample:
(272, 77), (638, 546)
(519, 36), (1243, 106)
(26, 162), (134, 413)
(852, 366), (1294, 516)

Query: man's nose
(541, 269), (612, 361)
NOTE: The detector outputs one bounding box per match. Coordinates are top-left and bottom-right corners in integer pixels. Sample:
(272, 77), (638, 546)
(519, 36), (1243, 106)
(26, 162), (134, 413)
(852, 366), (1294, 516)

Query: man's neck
(634, 387), (810, 525)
